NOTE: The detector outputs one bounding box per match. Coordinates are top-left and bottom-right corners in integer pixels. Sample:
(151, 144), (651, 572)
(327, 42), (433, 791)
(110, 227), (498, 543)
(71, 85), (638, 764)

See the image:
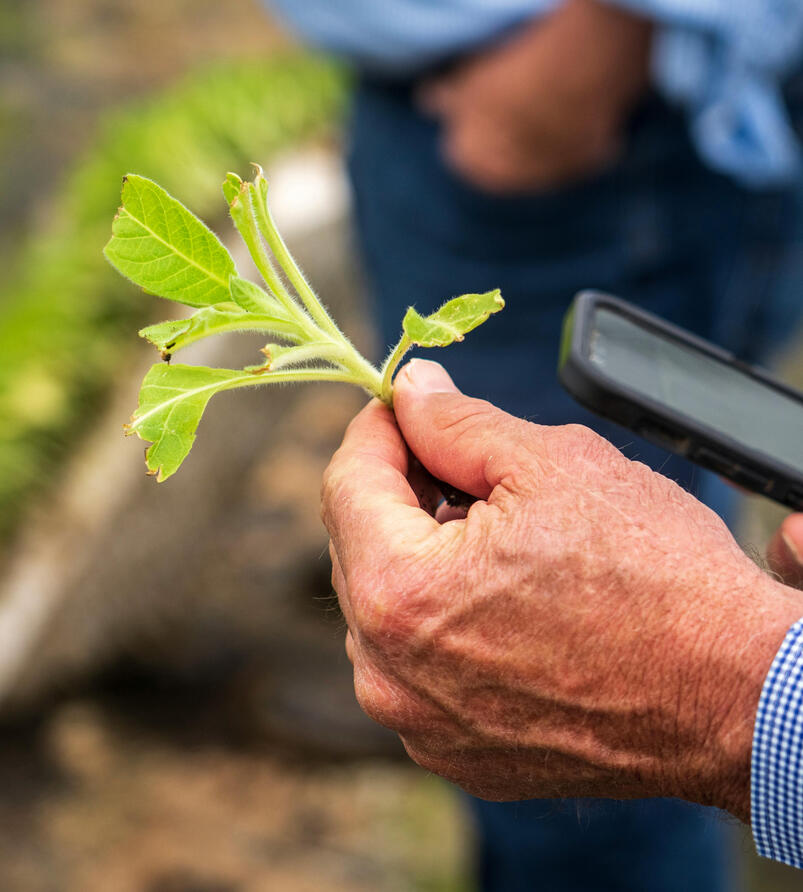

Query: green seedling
(104, 168), (504, 481)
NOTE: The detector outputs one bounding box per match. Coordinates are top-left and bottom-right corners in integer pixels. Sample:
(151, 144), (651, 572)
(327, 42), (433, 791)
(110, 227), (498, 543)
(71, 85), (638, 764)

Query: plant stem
(167, 316), (305, 354)
(228, 188), (312, 335)
(247, 364), (381, 398)
(249, 179), (342, 341)
(266, 341), (381, 396)
(242, 195), (312, 330)
(379, 333), (412, 404)
(233, 169), (384, 399)
(335, 348), (383, 397)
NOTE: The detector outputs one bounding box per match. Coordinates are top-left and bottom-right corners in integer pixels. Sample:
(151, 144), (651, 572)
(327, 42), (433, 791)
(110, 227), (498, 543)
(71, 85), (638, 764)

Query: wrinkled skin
(321, 360), (803, 823)
(417, 0), (653, 192)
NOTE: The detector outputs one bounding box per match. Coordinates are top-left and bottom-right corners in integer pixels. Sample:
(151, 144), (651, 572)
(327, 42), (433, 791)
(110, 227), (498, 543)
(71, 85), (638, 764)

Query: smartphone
(558, 291), (803, 510)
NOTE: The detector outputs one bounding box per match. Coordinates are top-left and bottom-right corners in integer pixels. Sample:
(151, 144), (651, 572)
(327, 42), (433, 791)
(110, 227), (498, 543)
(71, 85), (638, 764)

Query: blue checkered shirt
(267, 0), (803, 187)
(753, 618), (803, 868)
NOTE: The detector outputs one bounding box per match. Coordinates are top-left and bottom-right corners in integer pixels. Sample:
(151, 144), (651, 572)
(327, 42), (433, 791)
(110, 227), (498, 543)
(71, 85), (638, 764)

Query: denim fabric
(470, 798), (737, 892)
(347, 78), (803, 891)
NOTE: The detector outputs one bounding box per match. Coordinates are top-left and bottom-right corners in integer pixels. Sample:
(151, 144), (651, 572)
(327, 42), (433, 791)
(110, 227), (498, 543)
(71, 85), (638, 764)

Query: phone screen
(588, 307), (803, 472)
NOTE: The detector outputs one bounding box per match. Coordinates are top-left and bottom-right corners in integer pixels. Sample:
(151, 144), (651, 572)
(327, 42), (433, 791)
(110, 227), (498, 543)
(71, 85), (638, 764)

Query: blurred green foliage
(0, 5), (34, 59)
(0, 54), (345, 540)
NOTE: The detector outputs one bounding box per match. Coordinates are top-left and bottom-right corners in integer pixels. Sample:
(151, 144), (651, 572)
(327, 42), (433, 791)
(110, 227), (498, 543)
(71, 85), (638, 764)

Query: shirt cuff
(752, 617), (803, 868)
(605, 1), (802, 187)
(652, 28), (801, 189)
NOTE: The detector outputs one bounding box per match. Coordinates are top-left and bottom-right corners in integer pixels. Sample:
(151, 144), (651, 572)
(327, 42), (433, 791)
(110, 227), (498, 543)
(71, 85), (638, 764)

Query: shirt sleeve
(609, 0), (803, 187)
(263, 0), (802, 187)
(752, 617), (803, 868)
(265, 0), (558, 73)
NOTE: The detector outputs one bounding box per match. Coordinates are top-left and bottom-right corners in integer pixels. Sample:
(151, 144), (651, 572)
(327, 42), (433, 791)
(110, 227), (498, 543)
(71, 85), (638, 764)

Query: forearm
(551, 0), (652, 103)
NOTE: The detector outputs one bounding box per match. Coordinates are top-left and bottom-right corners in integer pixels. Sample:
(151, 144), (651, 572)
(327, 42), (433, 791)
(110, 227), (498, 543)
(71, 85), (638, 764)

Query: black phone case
(558, 291), (803, 511)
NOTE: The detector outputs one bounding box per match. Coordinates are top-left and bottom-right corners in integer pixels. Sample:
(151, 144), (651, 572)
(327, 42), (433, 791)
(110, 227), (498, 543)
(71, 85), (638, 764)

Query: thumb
(767, 514), (803, 590)
(393, 359), (536, 500)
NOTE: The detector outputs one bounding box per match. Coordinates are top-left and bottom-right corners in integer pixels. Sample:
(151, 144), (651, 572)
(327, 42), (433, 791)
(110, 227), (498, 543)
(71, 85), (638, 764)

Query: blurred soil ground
(0, 694), (470, 892)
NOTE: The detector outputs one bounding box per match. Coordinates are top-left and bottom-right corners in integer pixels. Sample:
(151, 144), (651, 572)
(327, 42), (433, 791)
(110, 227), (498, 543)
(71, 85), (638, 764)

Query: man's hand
(322, 360), (803, 821)
(417, 0), (652, 192)
(767, 514), (803, 590)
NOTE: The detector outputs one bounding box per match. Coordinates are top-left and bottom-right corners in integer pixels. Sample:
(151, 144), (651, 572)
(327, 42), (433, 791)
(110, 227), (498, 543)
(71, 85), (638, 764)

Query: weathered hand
(321, 360), (803, 820)
(767, 513), (803, 590)
(417, 0), (652, 192)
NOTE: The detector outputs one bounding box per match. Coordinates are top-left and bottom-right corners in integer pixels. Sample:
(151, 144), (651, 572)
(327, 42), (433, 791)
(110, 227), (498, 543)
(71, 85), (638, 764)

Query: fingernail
(401, 359), (458, 394)
(782, 532), (803, 566)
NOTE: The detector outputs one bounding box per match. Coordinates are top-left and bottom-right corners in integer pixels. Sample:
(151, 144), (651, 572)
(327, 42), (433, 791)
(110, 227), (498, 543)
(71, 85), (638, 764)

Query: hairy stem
(250, 174), (342, 341)
(380, 333), (412, 405)
(337, 348), (383, 397)
(262, 342), (381, 396)
(236, 168), (383, 396)
(247, 365), (380, 398)
(229, 187), (311, 334)
(165, 317), (304, 355)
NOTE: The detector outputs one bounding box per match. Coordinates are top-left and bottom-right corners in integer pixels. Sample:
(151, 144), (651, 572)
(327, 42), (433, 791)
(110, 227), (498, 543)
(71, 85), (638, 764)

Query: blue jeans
(347, 76), (803, 892)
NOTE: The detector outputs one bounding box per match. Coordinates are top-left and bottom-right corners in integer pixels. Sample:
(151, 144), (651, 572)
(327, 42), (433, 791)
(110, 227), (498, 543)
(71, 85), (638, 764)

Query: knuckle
(347, 553), (435, 647)
(403, 741), (441, 775)
(353, 667), (405, 731)
(320, 444), (346, 498)
(547, 423), (622, 468)
(563, 423), (605, 453)
(346, 565), (397, 641)
(496, 451), (539, 500)
(320, 454), (362, 529)
(319, 455), (343, 526)
(402, 738), (463, 784)
(330, 563), (342, 595)
(346, 562), (380, 607)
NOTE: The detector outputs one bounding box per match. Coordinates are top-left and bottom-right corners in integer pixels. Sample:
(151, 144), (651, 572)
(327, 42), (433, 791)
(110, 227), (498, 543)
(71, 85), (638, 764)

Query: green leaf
(125, 363), (262, 481)
(222, 171), (243, 206)
(138, 301), (302, 357)
(104, 174), (236, 308)
(109, 169), (506, 486)
(402, 289), (505, 348)
(229, 274), (290, 316)
(126, 362), (362, 481)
